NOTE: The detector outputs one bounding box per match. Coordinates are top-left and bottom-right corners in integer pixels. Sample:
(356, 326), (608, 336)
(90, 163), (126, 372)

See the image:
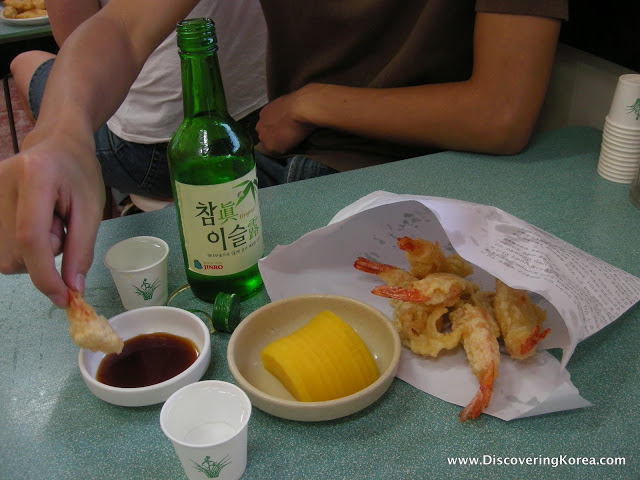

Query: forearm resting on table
(292, 13), (560, 156)
(294, 80), (544, 156)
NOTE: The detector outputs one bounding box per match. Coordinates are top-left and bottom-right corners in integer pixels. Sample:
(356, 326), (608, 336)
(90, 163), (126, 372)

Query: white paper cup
(600, 143), (640, 161)
(608, 75), (640, 129)
(103, 236), (169, 310)
(160, 381), (251, 480)
(604, 117), (640, 136)
(602, 132), (640, 150)
(598, 159), (639, 175)
(597, 161), (638, 183)
(598, 153), (640, 171)
(599, 158), (640, 176)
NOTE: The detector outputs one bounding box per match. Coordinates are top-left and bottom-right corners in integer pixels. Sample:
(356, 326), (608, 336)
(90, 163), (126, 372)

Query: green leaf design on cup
(132, 277), (161, 300)
(626, 98), (640, 120)
(191, 454), (232, 478)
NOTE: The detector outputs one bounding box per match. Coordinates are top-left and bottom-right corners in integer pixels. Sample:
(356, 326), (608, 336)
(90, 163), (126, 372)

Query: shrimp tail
(371, 285), (430, 303)
(459, 363), (495, 422)
(519, 326), (551, 356)
(397, 236), (418, 252)
(354, 257), (398, 274)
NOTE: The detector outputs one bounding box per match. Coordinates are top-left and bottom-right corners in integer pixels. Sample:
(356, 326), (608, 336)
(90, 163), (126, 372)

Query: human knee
(10, 51), (55, 89)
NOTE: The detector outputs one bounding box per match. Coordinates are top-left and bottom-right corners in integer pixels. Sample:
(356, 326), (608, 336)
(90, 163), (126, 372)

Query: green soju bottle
(168, 18), (264, 302)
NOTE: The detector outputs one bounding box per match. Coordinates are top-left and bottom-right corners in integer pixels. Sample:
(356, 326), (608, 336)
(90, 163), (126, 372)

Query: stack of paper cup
(598, 74), (640, 183)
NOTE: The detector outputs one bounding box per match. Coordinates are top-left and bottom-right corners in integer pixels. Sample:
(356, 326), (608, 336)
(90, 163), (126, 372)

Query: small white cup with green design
(607, 74), (640, 129)
(103, 236), (169, 310)
(160, 380), (251, 480)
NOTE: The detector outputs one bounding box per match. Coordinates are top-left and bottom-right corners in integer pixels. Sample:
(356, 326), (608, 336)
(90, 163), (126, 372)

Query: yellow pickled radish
(261, 310), (379, 402)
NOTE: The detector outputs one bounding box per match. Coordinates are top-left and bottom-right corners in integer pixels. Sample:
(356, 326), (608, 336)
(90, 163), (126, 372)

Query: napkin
(258, 192), (640, 420)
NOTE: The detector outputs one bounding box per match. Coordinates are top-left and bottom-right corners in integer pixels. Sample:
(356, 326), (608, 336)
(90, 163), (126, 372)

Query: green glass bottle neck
(176, 18), (228, 120)
(179, 51), (229, 119)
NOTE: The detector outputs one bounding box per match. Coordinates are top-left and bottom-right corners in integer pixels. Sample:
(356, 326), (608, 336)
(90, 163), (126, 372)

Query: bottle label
(174, 168), (264, 276)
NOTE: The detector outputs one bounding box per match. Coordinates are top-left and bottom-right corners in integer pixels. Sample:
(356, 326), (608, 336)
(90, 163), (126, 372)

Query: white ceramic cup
(103, 236), (169, 310)
(608, 74), (640, 129)
(160, 381), (252, 480)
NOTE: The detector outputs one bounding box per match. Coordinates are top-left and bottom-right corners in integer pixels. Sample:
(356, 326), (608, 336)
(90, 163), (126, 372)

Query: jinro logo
(194, 260), (224, 270)
(204, 264), (224, 270)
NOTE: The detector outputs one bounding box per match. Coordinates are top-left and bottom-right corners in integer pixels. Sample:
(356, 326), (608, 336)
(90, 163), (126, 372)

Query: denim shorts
(29, 58), (337, 194)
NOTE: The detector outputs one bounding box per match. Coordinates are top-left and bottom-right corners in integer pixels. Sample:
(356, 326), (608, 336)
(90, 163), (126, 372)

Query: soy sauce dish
(78, 306), (211, 407)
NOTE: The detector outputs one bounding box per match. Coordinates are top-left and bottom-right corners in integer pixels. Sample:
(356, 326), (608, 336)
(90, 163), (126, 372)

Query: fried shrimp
(355, 257), (461, 356)
(393, 302), (462, 357)
(372, 272), (472, 307)
(450, 304), (500, 421)
(494, 279), (550, 359)
(397, 237), (446, 278)
(354, 236), (549, 421)
(66, 290), (124, 354)
(354, 257), (416, 289)
(442, 253), (474, 278)
(397, 237), (474, 279)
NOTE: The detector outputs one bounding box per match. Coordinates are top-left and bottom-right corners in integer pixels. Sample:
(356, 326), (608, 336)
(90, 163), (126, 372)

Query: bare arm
(47, 0), (100, 45)
(257, 12), (562, 156)
(0, 0), (198, 307)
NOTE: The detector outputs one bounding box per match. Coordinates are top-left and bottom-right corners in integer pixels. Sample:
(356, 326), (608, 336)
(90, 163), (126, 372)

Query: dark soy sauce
(96, 332), (199, 388)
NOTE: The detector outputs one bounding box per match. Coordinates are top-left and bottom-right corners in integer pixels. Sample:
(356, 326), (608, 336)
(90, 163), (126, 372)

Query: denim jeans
(30, 58), (336, 194)
(254, 151), (338, 187)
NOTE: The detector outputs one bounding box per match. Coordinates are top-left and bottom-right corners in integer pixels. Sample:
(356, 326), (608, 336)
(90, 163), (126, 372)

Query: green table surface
(0, 20), (51, 44)
(1, 126), (638, 479)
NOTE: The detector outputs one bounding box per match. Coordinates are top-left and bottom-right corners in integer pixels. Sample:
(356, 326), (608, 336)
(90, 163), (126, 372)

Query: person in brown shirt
(0, 0), (567, 307)
(254, 0), (568, 184)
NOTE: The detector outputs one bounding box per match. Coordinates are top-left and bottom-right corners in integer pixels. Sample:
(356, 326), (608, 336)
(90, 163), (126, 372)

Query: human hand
(0, 129), (105, 308)
(255, 84), (317, 155)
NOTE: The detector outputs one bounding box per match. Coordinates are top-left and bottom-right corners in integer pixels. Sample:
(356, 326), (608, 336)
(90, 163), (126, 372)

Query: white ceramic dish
(227, 294), (401, 422)
(78, 306), (211, 407)
(0, 7), (49, 25)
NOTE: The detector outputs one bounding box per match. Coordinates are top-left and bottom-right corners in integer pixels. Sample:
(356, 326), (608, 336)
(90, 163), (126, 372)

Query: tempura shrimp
(372, 272), (472, 307)
(450, 304), (500, 421)
(397, 237), (475, 279)
(354, 257), (461, 357)
(354, 257), (416, 289)
(392, 302), (462, 357)
(397, 237), (446, 278)
(494, 279), (549, 359)
(66, 289), (124, 354)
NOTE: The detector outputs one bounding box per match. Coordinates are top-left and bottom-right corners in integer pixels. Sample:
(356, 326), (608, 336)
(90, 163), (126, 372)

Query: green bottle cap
(211, 292), (241, 333)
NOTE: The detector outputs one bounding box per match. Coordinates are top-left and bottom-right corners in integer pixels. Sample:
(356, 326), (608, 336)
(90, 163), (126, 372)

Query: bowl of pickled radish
(227, 294), (401, 421)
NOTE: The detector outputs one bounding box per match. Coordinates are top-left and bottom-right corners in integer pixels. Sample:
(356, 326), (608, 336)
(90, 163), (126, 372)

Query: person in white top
(10, 0), (267, 200)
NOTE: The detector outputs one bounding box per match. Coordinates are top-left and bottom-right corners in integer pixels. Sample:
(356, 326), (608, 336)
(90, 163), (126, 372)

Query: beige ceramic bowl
(227, 294), (401, 421)
(78, 306), (211, 407)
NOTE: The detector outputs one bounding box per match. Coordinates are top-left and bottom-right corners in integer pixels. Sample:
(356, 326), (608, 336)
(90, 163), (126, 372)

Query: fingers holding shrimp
(0, 134), (105, 308)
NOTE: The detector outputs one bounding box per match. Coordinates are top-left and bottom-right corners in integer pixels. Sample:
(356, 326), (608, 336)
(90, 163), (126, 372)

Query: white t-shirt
(102, 0), (267, 143)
